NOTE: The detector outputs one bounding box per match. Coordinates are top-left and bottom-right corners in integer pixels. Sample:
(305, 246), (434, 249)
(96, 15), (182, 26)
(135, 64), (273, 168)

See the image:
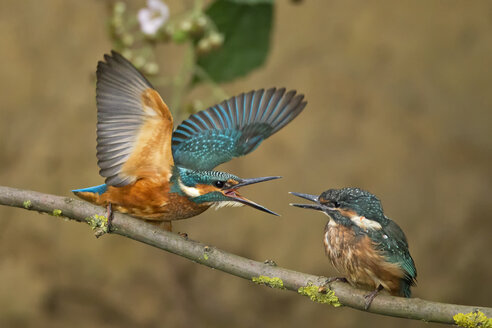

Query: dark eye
(214, 180), (225, 188)
(333, 201), (341, 208)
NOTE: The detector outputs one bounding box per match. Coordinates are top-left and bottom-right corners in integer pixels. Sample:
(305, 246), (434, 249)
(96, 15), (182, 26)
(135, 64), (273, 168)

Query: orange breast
(76, 177), (209, 221)
(324, 221), (405, 295)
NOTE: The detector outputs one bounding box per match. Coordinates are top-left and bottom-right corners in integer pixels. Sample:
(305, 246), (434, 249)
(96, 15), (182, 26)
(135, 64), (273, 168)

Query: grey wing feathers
(96, 51), (153, 187)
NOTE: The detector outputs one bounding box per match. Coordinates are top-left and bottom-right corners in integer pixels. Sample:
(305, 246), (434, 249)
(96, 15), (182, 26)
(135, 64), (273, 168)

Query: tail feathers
(72, 184), (107, 195)
(400, 278), (415, 298)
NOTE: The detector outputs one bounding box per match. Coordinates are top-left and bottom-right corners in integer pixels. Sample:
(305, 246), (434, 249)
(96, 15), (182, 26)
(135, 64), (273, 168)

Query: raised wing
(171, 88), (306, 171)
(96, 51), (174, 187)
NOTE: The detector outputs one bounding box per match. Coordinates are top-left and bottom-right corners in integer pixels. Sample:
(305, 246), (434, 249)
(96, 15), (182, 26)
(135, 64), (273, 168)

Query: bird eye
(214, 180), (225, 188)
(333, 201), (341, 208)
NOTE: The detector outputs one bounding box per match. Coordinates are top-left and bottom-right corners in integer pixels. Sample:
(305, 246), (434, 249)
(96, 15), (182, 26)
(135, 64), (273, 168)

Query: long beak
(228, 195), (279, 216)
(234, 176), (281, 188)
(224, 176), (281, 216)
(289, 192), (324, 211)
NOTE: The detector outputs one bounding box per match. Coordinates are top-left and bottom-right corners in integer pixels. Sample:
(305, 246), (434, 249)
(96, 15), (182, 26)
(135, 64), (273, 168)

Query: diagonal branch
(0, 185), (490, 326)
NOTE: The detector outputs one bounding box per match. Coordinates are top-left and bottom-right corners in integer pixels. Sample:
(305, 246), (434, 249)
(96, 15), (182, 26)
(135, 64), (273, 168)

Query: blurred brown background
(1, 1), (491, 327)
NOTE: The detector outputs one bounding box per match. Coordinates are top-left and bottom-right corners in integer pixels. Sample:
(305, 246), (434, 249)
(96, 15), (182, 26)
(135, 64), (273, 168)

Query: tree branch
(0, 185), (490, 326)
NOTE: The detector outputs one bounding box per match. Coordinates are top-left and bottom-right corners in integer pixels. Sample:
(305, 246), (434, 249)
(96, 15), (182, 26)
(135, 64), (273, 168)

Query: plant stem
(171, 43), (194, 120)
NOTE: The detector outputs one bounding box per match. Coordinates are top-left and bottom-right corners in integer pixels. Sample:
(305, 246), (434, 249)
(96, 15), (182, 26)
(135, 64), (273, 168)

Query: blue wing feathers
(252, 89), (265, 121)
(172, 87), (306, 171)
(173, 129), (192, 138)
(229, 98), (238, 125)
(195, 113), (210, 129)
(209, 107), (223, 128)
(216, 104), (231, 128)
(178, 124), (197, 135)
(186, 120), (203, 133)
(257, 88), (274, 121)
(245, 90), (254, 123)
(240, 93), (247, 125)
(202, 111), (218, 129)
(376, 219), (417, 297)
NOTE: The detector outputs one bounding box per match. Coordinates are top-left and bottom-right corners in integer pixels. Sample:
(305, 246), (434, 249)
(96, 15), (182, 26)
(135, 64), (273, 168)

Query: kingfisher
(73, 51), (307, 231)
(290, 188), (417, 309)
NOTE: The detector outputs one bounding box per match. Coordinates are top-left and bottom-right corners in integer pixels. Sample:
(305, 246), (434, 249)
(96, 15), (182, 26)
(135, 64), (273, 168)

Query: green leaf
(196, 0), (273, 83)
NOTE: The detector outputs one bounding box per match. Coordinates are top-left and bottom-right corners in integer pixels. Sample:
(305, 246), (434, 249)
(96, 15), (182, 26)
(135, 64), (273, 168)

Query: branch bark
(0, 185), (490, 325)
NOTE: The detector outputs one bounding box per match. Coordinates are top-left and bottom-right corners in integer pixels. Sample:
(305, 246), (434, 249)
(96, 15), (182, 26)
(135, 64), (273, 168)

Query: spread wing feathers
(171, 88), (306, 170)
(96, 51), (174, 187)
(374, 219), (417, 294)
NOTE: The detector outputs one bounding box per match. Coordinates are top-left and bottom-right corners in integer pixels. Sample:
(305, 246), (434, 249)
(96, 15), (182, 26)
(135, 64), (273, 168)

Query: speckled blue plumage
(172, 88), (306, 171)
(321, 188), (417, 297)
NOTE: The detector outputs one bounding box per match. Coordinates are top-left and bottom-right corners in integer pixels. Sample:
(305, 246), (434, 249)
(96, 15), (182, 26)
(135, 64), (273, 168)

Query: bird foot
(363, 285), (384, 310)
(323, 276), (348, 286)
(319, 277), (348, 293)
(178, 232), (188, 239)
(106, 202), (114, 232)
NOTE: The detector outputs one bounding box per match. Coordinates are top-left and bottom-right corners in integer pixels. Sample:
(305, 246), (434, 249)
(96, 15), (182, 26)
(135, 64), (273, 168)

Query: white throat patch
(178, 178), (201, 198)
(324, 210), (382, 230)
(211, 201), (244, 210)
(350, 215), (382, 230)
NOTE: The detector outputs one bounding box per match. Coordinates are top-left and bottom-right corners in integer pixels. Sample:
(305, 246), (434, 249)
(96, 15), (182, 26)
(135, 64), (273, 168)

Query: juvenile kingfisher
(73, 51), (306, 230)
(290, 188), (417, 309)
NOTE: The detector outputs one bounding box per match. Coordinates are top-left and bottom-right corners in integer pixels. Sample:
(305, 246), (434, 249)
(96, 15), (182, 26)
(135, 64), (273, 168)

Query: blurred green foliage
(196, 0), (273, 83)
(108, 0), (274, 113)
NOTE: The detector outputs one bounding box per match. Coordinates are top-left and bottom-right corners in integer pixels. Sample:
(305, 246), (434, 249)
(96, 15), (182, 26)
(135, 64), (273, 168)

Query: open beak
(224, 176), (281, 216)
(289, 192), (324, 211)
(234, 176), (281, 188)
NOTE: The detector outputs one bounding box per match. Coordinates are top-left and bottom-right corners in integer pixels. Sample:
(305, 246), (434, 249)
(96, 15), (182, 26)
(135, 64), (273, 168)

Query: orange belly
(324, 221), (405, 295)
(75, 178), (209, 221)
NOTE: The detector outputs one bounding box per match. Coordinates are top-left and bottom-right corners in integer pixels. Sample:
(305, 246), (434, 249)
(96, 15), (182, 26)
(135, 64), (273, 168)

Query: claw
(363, 285), (383, 310)
(324, 276), (348, 286)
(106, 202), (114, 232)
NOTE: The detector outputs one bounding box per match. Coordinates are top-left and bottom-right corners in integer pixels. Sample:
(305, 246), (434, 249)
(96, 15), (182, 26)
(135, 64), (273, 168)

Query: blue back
(172, 88), (306, 171)
(72, 184), (107, 195)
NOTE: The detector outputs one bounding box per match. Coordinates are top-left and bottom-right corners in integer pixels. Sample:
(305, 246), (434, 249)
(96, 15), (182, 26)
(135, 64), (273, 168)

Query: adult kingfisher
(290, 187), (417, 309)
(73, 51), (306, 231)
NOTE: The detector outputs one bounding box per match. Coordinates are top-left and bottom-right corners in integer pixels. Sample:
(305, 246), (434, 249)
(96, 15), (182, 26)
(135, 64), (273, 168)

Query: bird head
(290, 187), (386, 228)
(175, 167), (280, 215)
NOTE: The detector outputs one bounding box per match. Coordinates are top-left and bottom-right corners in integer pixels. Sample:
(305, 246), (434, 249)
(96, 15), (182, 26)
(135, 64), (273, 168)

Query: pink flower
(138, 0), (169, 36)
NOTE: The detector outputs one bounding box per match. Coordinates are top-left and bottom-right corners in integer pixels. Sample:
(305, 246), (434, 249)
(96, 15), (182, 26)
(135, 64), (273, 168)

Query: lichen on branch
(0, 185), (491, 326)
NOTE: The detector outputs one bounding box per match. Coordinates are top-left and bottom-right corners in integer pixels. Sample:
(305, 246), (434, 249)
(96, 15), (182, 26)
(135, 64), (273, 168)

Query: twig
(194, 65), (229, 100)
(0, 185), (490, 326)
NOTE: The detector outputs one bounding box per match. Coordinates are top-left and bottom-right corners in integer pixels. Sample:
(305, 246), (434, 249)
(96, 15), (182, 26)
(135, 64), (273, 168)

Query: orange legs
(106, 202), (114, 232)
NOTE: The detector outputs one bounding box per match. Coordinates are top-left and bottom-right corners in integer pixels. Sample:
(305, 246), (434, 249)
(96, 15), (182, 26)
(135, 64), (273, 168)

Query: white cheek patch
(178, 178), (201, 198)
(350, 215), (382, 230)
(211, 201), (244, 210)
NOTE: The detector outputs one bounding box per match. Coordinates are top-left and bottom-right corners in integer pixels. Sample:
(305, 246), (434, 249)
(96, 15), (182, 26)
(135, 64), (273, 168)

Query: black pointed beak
(229, 195), (280, 216)
(222, 176), (281, 216)
(289, 192), (324, 211)
(234, 176), (281, 188)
